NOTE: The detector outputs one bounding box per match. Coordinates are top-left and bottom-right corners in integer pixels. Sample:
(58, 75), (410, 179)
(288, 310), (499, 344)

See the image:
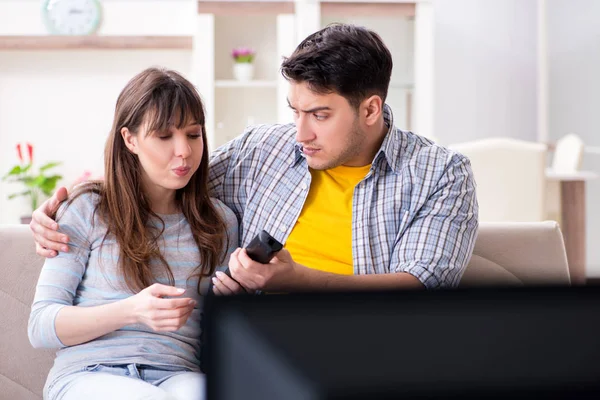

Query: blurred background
(0, 0), (598, 279)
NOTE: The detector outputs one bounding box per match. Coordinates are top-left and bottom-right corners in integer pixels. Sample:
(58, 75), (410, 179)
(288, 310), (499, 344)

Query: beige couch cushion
(461, 221), (571, 287)
(0, 224), (54, 399)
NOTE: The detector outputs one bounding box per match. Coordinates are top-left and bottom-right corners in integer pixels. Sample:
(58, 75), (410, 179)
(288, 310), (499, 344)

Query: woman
(28, 67), (238, 400)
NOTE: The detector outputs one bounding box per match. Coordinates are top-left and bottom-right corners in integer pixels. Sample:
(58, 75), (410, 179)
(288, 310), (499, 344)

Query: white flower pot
(233, 63), (254, 81)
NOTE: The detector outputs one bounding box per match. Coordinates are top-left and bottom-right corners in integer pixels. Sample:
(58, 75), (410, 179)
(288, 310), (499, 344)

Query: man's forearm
(289, 264), (424, 291)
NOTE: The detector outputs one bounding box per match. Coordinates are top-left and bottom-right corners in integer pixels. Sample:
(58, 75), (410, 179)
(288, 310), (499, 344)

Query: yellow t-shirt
(285, 164), (371, 275)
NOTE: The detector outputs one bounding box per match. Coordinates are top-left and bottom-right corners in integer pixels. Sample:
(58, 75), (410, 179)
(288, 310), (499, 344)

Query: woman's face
(121, 121), (204, 200)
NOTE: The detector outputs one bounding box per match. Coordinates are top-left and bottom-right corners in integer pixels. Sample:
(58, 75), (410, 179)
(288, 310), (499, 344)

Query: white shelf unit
(191, 0), (434, 148)
(193, 4), (296, 149)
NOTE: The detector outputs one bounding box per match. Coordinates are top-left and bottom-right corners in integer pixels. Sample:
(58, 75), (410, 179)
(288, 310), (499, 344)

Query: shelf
(197, 0), (416, 16)
(215, 80), (278, 88)
(545, 168), (598, 182)
(198, 1), (294, 15)
(321, 2), (416, 17)
(0, 36), (193, 50)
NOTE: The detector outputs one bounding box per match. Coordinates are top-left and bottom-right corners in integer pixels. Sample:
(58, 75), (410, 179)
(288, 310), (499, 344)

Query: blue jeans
(46, 364), (205, 400)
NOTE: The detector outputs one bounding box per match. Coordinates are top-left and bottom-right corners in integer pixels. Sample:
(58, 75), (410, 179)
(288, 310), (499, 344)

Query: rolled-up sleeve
(392, 156), (479, 289)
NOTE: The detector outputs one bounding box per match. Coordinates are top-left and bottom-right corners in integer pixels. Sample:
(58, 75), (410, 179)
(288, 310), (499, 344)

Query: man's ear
(361, 95), (383, 127)
(121, 127), (138, 154)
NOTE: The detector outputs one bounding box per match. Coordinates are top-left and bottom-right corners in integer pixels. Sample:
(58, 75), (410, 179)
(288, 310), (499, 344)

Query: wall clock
(42, 0), (102, 35)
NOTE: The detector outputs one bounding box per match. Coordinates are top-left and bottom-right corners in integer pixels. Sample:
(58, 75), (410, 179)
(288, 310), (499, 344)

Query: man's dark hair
(280, 24), (393, 110)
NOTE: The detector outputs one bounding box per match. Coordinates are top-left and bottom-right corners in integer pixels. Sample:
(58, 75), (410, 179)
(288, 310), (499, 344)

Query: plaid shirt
(208, 105), (478, 289)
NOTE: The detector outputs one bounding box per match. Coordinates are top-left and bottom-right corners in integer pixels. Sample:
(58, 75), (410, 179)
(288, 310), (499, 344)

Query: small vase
(233, 63), (254, 81)
(20, 216), (32, 225)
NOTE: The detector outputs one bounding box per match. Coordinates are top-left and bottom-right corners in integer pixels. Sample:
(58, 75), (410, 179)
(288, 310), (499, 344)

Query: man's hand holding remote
(211, 246), (299, 295)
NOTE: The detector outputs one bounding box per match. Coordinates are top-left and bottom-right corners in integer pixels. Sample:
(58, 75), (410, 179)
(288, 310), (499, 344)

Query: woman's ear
(121, 127), (138, 154)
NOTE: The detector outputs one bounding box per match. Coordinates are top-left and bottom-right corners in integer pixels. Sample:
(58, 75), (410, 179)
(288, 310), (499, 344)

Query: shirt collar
(373, 104), (403, 174)
(291, 141), (305, 167)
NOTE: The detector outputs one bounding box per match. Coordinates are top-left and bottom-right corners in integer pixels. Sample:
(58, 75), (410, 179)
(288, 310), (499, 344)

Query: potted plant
(1, 143), (63, 224)
(232, 47), (255, 81)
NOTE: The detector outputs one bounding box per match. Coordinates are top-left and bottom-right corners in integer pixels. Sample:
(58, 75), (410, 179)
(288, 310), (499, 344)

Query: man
(30, 24), (478, 292)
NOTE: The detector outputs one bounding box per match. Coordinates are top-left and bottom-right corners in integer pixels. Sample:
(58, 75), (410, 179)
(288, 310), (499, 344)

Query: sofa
(0, 224), (54, 399)
(0, 221), (571, 399)
(460, 221), (571, 287)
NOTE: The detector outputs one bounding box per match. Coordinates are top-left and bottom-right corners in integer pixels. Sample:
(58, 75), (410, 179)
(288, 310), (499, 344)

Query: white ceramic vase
(233, 63), (254, 81)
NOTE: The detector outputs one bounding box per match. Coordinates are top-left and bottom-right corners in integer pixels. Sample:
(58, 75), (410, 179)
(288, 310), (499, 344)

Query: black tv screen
(203, 287), (600, 399)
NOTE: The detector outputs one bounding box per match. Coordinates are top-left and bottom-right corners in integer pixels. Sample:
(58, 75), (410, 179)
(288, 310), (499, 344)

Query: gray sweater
(28, 192), (238, 386)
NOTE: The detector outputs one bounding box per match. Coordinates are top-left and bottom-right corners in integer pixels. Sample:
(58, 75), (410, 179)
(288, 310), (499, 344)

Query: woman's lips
(173, 167), (191, 177)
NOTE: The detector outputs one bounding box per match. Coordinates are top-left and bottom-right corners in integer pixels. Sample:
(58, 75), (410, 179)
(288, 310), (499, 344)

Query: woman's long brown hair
(66, 67), (227, 294)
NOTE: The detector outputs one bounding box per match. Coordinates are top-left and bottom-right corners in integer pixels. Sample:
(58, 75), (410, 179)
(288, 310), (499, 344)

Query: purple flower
(232, 47), (255, 63)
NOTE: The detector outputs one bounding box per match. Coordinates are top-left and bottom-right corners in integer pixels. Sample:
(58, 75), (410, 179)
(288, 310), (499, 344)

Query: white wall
(546, 0), (600, 276)
(0, 0), (197, 36)
(433, 0), (538, 144)
(432, 0), (600, 276)
(0, 0), (195, 223)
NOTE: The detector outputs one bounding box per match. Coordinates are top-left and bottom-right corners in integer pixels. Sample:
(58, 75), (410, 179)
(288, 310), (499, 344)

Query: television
(203, 287), (600, 399)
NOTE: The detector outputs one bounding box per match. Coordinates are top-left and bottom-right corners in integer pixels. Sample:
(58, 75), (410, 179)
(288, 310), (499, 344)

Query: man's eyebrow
(287, 99), (331, 113)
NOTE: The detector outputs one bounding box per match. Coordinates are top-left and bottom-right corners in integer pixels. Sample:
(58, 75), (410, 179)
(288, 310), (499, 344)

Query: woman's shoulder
(53, 184), (105, 246)
(56, 184), (102, 225)
(210, 197), (237, 225)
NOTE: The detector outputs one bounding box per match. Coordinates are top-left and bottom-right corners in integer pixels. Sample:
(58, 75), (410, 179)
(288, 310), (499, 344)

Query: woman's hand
(126, 283), (197, 332)
(211, 250), (248, 295)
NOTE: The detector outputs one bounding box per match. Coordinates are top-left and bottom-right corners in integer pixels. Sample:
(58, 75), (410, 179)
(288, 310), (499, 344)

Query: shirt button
(280, 226), (286, 232)
(301, 183), (307, 190)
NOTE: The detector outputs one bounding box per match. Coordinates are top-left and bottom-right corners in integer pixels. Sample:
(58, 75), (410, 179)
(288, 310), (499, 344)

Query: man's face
(288, 81), (368, 170)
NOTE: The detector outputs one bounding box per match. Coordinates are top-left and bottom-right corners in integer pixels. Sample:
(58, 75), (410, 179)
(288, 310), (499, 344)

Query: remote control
(245, 230), (284, 264)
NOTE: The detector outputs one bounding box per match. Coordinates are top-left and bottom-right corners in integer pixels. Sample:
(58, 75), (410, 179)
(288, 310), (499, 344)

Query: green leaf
(7, 165), (32, 181)
(7, 190), (30, 200)
(9, 165), (23, 174)
(1, 165), (22, 180)
(31, 176), (46, 187)
(21, 164), (32, 174)
(39, 175), (61, 194)
(21, 176), (36, 187)
(40, 162), (62, 172)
